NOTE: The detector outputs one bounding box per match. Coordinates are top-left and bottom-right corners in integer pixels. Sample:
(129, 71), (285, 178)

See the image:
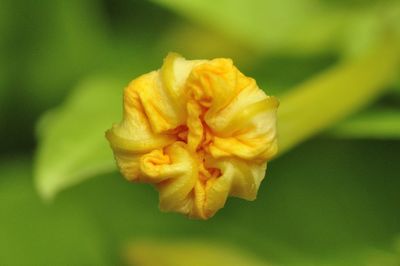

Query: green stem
(277, 38), (400, 155)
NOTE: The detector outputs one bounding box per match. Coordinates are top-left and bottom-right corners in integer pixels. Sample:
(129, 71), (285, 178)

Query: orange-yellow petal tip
(106, 53), (278, 220)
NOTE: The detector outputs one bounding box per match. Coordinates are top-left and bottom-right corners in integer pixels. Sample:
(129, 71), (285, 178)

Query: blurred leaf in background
(152, 0), (400, 56)
(34, 77), (123, 200)
(0, 0), (177, 153)
(331, 107), (400, 139)
(0, 159), (111, 265)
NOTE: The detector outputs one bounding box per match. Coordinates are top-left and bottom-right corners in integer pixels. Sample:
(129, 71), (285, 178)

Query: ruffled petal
(106, 53), (278, 219)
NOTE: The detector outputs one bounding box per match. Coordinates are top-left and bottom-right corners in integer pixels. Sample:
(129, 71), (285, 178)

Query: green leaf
(329, 108), (400, 139)
(151, 0), (336, 54)
(277, 40), (400, 154)
(34, 77), (124, 200)
(0, 158), (111, 266)
(152, 0), (400, 55)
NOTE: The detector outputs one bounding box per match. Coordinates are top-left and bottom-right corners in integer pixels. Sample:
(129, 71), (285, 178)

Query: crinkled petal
(106, 53), (278, 219)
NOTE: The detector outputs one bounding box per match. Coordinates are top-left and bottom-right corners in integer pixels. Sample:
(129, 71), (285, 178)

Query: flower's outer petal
(105, 73), (177, 180)
(161, 53), (205, 124)
(139, 142), (200, 216)
(210, 97), (279, 161)
(202, 157), (267, 218)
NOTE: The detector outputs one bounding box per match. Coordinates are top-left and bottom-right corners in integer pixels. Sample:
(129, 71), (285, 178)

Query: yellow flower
(106, 53), (278, 219)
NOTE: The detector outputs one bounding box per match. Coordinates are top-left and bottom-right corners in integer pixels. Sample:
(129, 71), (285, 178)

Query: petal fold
(106, 53), (278, 219)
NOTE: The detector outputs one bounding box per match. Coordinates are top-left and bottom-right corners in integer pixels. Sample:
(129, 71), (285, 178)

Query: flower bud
(106, 53), (278, 219)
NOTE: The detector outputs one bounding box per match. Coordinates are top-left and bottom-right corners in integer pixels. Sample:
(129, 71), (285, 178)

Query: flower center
(174, 104), (220, 183)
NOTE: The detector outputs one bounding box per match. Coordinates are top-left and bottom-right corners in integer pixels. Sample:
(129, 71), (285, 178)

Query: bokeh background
(1, 0), (400, 265)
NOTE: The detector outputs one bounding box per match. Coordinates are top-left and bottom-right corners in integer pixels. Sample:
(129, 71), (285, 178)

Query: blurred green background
(1, 0), (400, 265)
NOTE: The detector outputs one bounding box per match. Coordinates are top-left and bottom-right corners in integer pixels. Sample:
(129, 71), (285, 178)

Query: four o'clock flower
(106, 53), (278, 219)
